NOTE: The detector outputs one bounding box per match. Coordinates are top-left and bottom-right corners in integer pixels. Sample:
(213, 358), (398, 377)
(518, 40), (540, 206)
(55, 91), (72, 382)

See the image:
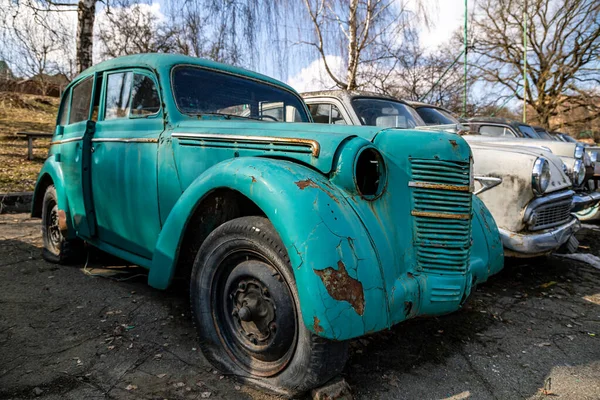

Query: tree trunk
(346, 0), (359, 90)
(76, 0), (96, 73)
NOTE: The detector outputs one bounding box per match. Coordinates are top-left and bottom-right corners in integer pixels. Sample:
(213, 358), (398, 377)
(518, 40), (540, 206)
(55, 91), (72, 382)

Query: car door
(90, 69), (163, 259)
(58, 75), (98, 239)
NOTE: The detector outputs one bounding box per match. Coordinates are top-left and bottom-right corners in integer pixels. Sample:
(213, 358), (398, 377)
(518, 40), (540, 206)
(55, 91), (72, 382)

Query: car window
(105, 72), (133, 120)
(479, 125), (511, 137)
(131, 74), (160, 117)
(58, 89), (71, 126)
(308, 103), (347, 124)
(534, 129), (553, 140)
(351, 98), (424, 128)
(69, 77), (93, 124)
(172, 66), (309, 122)
(518, 124), (540, 138)
(416, 107), (459, 125)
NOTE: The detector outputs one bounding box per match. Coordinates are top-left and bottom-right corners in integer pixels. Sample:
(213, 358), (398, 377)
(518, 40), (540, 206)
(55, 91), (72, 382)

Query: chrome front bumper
(500, 217), (580, 256)
(572, 191), (600, 213)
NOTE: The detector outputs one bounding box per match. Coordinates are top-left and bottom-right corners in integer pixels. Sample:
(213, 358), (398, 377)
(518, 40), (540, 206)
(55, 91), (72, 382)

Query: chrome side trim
(408, 181), (471, 192)
(473, 176), (502, 195)
(523, 189), (575, 221)
(50, 136), (84, 145)
(411, 210), (471, 220)
(91, 138), (159, 143)
(172, 133), (320, 157)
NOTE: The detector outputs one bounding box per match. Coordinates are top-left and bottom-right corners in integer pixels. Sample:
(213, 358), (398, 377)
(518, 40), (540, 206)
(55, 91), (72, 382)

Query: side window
(131, 74), (160, 116)
(331, 105), (346, 125)
(69, 77), (93, 124)
(58, 89), (71, 126)
(479, 125), (506, 136)
(105, 72), (133, 120)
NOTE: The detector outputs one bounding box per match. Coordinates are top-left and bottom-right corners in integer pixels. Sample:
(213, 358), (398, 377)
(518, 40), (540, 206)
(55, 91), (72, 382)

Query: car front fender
(470, 195), (504, 283)
(149, 157), (389, 340)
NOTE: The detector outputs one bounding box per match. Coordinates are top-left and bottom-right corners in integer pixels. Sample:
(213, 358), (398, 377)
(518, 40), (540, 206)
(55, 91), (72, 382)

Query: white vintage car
(302, 91), (586, 257)
(413, 108), (600, 221)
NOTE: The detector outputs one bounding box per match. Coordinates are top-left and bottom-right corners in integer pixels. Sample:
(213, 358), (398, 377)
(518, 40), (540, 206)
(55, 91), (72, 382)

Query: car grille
(528, 198), (573, 231)
(410, 159), (472, 275)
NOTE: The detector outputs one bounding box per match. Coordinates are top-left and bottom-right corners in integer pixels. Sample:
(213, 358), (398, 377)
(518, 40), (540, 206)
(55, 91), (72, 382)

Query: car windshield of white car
(518, 124), (541, 138)
(415, 107), (459, 125)
(351, 98), (425, 128)
(172, 66), (309, 122)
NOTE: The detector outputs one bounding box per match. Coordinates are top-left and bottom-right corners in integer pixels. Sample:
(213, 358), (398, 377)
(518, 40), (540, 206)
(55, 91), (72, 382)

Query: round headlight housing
(532, 157), (551, 195)
(572, 159), (586, 187)
(575, 144), (584, 159)
(355, 147), (386, 198)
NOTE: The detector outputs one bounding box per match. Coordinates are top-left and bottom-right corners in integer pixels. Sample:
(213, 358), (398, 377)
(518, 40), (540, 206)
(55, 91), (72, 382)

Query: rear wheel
(41, 185), (84, 264)
(190, 216), (348, 397)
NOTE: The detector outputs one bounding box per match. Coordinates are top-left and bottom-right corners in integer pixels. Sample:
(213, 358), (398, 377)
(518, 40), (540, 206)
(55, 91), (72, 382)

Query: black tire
(190, 216), (348, 397)
(41, 185), (84, 264)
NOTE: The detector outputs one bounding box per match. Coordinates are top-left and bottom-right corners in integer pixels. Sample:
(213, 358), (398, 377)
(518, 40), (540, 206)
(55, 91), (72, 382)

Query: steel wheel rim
(44, 200), (62, 255)
(211, 249), (298, 377)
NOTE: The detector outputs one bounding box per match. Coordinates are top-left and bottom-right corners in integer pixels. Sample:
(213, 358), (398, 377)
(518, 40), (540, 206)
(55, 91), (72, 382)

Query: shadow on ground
(1, 213), (599, 400)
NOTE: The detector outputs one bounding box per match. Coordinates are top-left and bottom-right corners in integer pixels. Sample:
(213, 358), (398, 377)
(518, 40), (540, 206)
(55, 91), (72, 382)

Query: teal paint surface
(34, 53), (501, 342)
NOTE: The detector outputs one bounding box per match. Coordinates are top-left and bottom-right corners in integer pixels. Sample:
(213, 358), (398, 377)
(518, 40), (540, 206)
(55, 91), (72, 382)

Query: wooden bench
(16, 132), (53, 160)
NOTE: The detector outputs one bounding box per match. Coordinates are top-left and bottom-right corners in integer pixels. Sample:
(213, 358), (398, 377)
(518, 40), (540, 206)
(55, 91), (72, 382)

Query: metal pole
(463, 0), (468, 117)
(523, 0), (527, 123)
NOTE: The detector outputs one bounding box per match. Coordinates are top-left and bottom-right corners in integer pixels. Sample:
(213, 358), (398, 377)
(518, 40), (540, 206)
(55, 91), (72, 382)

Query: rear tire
(41, 185), (84, 264)
(190, 216), (348, 397)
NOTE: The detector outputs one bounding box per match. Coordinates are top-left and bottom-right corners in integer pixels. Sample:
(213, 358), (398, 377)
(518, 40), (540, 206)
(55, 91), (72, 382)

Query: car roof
(301, 89), (406, 104)
(75, 53), (297, 94)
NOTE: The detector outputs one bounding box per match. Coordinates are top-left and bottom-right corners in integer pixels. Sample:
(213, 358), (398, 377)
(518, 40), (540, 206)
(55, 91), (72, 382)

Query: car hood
(467, 141), (571, 193)
(463, 135), (578, 159)
(172, 120), (447, 174)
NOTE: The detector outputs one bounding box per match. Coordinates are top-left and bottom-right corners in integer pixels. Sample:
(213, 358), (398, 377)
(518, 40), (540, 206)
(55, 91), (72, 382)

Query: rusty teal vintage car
(32, 54), (502, 396)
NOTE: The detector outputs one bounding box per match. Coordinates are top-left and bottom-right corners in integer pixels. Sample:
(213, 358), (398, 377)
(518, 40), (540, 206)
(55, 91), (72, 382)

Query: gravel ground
(1, 213), (599, 400)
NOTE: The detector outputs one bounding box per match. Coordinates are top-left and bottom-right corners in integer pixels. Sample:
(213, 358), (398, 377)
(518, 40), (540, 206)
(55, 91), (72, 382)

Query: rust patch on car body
(314, 261), (365, 316)
(313, 316), (324, 334)
(295, 179), (319, 190)
(408, 181), (470, 192)
(449, 139), (458, 148)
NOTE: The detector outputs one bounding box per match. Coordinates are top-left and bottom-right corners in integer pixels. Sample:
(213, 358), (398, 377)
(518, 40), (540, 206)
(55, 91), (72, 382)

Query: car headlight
(571, 159), (585, 187)
(355, 147), (386, 198)
(590, 151), (598, 164)
(575, 144), (584, 159)
(532, 157), (551, 195)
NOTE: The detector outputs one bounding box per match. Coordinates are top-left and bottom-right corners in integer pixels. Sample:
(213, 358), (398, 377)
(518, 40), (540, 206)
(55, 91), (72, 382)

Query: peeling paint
(314, 261), (365, 316)
(313, 316), (324, 334)
(295, 179), (319, 190)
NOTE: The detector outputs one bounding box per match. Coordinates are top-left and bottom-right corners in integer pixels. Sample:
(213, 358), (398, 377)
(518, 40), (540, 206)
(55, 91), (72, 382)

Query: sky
(286, 0), (467, 92)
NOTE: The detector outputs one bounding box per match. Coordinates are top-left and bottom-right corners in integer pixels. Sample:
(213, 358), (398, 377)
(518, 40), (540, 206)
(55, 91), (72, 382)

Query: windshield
(415, 106), (459, 125)
(561, 134), (578, 143)
(172, 66), (309, 122)
(534, 128), (553, 140)
(518, 124), (541, 138)
(351, 98), (425, 128)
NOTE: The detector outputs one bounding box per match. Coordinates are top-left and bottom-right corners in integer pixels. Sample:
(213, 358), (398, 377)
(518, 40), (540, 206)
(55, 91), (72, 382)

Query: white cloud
(418, 0), (465, 50)
(287, 55), (345, 93)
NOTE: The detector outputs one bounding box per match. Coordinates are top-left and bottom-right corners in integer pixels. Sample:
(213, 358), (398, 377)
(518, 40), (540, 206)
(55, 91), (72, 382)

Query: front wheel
(190, 216), (348, 397)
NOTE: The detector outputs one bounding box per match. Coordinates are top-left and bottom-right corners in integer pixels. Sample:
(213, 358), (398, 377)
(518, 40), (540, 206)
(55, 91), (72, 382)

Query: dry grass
(0, 92), (58, 193)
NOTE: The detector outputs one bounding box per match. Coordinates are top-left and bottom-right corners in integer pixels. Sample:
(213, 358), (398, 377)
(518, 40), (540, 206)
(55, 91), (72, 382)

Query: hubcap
(215, 257), (297, 376)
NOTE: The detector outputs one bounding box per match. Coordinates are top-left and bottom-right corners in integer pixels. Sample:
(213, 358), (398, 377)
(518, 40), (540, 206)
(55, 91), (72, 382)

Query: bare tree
(470, 0), (600, 128)
(300, 0), (427, 90)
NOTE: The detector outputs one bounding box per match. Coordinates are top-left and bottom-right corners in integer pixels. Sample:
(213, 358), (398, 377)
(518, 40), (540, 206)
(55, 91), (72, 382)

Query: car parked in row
(32, 54), (503, 396)
(303, 91), (585, 257)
